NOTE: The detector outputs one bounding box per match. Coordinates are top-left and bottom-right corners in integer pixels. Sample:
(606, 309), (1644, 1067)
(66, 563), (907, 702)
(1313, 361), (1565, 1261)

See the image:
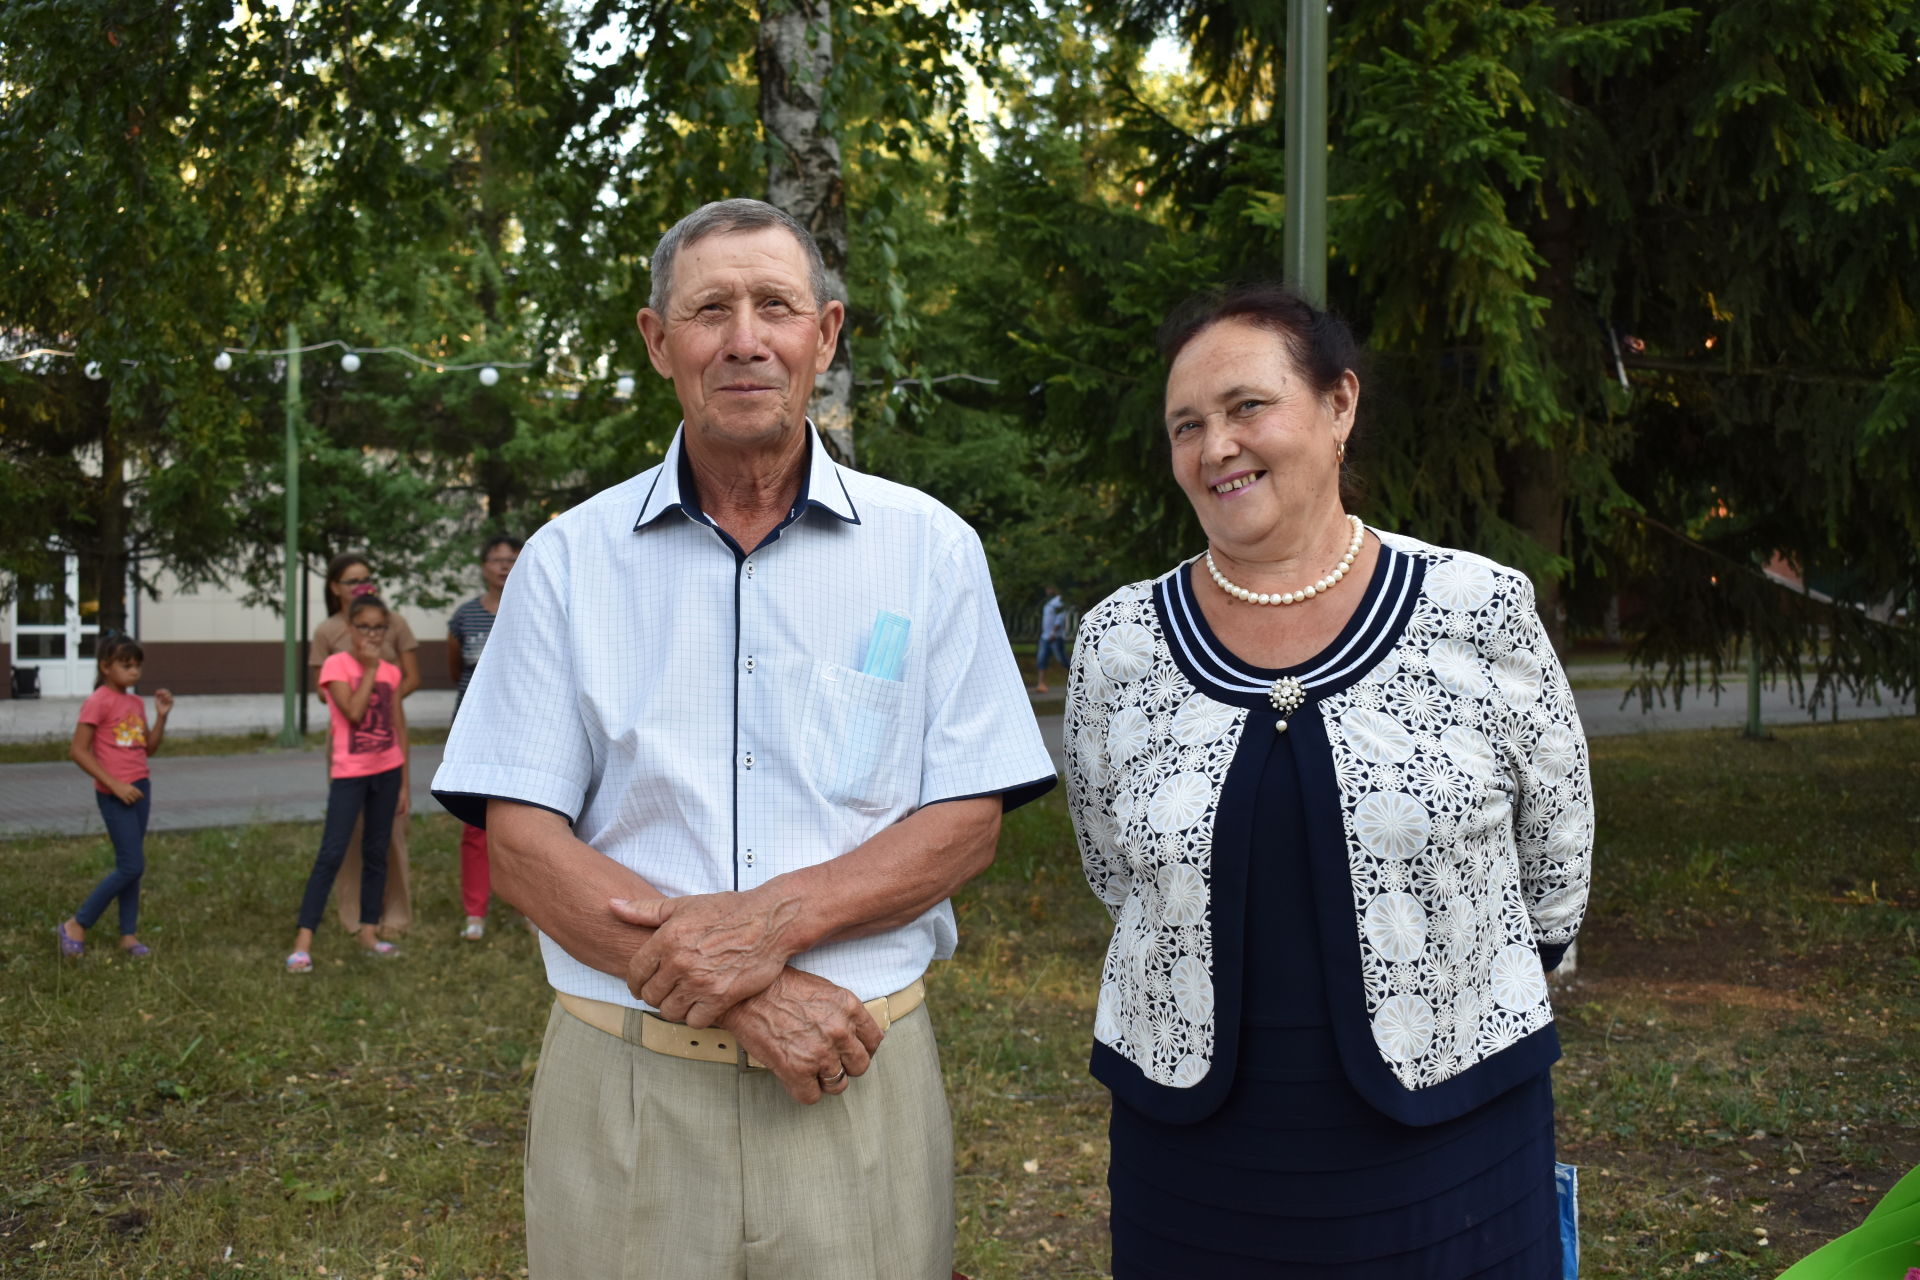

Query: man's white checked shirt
(433, 424), (1056, 1008)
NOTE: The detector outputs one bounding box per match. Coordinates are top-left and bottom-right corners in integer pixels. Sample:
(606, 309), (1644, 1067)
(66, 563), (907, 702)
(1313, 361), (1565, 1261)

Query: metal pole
(1284, 0), (1329, 306)
(299, 561), (310, 736)
(279, 322), (302, 748)
(1745, 633), (1763, 738)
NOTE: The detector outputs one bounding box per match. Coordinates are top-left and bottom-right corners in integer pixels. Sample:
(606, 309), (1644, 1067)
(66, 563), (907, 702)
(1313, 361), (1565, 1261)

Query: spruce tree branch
(1624, 356), (1887, 387)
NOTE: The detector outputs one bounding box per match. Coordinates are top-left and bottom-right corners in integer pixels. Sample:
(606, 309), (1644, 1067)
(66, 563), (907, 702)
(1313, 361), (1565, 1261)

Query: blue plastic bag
(1556, 1162), (1579, 1279)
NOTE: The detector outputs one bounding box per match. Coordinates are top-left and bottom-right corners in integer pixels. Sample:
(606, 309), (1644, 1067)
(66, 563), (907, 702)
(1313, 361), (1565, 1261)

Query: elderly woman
(1066, 283), (1593, 1278)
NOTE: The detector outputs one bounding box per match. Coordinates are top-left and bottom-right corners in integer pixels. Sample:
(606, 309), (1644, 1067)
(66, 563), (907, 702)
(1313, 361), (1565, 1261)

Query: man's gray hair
(648, 199), (832, 313)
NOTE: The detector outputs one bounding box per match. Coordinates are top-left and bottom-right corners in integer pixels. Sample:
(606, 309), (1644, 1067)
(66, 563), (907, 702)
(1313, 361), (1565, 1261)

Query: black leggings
(296, 768), (401, 931)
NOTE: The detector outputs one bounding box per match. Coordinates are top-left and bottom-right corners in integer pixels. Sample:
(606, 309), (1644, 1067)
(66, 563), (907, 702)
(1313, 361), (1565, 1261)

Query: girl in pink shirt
(58, 636), (172, 959)
(285, 596), (410, 972)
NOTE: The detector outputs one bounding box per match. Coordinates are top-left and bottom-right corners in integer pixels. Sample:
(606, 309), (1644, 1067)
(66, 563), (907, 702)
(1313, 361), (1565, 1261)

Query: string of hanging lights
(1, 340), (637, 395)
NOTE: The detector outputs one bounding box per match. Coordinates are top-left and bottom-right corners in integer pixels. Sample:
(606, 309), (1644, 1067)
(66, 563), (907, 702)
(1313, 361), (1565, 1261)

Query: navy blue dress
(1105, 558), (1559, 1278)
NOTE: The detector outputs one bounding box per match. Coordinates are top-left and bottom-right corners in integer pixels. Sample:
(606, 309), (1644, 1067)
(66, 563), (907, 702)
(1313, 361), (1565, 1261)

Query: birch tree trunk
(757, 0), (853, 464)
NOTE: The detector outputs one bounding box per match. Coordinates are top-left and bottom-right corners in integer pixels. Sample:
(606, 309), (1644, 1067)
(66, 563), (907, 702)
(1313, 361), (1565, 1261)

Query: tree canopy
(2, 0), (1914, 704)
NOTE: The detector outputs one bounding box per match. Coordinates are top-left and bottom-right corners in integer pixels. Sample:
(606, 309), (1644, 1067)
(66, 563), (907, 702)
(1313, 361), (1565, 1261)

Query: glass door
(10, 555), (102, 697)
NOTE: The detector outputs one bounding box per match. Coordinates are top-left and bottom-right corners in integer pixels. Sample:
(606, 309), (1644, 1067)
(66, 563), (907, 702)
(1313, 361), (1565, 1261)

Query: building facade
(2, 557), (455, 700)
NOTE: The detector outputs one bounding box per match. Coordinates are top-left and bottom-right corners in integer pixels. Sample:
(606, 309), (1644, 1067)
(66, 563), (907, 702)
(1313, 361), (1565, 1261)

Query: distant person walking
(1034, 585), (1070, 693)
(57, 635), (171, 960)
(286, 594), (409, 972)
(445, 534), (521, 940)
(311, 552), (417, 937)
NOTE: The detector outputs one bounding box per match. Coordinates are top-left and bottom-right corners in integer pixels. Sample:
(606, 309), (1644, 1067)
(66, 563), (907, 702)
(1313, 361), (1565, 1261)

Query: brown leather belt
(557, 978), (925, 1072)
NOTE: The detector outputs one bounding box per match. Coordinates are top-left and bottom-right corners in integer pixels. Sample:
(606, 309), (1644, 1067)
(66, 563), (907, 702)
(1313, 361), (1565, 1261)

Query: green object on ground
(1774, 1165), (1920, 1278)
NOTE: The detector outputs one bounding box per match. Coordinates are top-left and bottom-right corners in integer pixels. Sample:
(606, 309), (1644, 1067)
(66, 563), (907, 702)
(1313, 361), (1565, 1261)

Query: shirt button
(744, 656), (756, 673)
(744, 560), (755, 577)
(743, 752), (754, 769)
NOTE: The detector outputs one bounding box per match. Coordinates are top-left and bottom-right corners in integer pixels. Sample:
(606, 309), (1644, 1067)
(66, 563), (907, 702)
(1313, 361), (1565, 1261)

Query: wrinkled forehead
(669, 227), (814, 305)
(1164, 319), (1303, 407)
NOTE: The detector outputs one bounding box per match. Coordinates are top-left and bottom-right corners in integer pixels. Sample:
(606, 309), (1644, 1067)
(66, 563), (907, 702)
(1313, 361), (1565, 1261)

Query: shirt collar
(633, 420), (860, 532)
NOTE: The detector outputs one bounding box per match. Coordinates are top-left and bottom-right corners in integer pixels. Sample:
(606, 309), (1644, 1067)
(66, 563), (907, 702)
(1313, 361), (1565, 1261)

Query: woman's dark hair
(480, 534), (523, 561)
(1157, 281), (1361, 400)
(323, 551), (372, 617)
(97, 633), (144, 667)
(347, 594), (389, 623)
(1157, 281), (1366, 500)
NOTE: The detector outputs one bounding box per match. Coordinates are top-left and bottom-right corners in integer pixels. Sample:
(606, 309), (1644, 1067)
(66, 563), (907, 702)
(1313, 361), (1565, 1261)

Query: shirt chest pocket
(801, 662), (917, 814)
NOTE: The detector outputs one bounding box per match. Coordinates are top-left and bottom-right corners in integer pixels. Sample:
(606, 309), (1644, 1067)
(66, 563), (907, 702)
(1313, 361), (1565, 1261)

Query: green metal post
(1285, 0), (1329, 306)
(279, 323), (302, 748)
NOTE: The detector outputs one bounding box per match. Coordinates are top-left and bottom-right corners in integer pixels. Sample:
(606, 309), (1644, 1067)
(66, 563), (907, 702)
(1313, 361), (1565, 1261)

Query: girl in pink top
(58, 636), (173, 959)
(285, 596), (410, 972)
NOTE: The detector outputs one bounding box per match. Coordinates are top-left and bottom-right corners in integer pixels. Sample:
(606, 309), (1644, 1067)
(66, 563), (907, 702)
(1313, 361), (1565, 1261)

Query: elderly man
(432, 198), (1054, 1280)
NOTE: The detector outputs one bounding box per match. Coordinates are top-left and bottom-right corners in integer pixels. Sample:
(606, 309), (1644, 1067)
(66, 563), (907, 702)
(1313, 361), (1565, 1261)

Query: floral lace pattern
(1066, 531), (1593, 1094)
(1068, 584), (1247, 1088)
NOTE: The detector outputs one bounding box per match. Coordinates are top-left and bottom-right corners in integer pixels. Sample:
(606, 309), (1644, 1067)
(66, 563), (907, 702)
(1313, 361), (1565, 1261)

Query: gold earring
(1336, 438), (1347, 462)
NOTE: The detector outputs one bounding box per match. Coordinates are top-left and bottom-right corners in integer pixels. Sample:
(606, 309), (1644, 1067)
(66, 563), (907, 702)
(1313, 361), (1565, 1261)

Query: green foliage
(4, 0), (1914, 695)
(965, 0), (1918, 706)
(0, 1), (299, 618)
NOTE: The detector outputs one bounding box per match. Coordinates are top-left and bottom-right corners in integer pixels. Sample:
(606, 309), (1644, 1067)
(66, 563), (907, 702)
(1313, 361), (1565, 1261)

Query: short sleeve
(308, 619), (337, 670)
(917, 528), (1057, 812)
(316, 651), (355, 689)
(77, 687), (112, 728)
(388, 612), (420, 654)
(430, 528), (597, 828)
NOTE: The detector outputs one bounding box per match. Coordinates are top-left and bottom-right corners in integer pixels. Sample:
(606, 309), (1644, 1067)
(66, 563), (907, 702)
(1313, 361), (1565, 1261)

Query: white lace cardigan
(1066, 529), (1593, 1123)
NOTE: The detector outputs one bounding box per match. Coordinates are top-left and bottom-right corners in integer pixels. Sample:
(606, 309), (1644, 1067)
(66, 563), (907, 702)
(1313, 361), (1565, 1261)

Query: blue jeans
(1035, 635), (1069, 680)
(76, 777), (151, 935)
(297, 768), (402, 931)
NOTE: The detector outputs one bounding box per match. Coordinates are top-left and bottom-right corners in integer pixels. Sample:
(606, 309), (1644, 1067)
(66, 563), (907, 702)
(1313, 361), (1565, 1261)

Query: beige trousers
(524, 997), (954, 1280)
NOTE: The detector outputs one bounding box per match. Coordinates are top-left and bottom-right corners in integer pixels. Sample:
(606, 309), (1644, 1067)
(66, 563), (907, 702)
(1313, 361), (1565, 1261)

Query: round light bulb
(479, 365), (499, 387)
(615, 374), (636, 397)
(340, 352), (361, 373)
(84, 361), (103, 381)
(213, 351), (233, 372)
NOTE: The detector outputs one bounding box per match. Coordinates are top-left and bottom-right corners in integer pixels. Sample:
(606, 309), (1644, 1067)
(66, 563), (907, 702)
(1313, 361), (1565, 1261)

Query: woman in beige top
(309, 552), (419, 937)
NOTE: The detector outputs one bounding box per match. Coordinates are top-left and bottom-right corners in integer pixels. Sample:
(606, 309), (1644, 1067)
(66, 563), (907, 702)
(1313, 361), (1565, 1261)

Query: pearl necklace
(1205, 514), (1365, 606)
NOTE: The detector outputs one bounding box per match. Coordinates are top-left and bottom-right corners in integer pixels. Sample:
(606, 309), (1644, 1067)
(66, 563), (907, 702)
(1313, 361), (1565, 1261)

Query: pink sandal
(284, 950), (313, 974)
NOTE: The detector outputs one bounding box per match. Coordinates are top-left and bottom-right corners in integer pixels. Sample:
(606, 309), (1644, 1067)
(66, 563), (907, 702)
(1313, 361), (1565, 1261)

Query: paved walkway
(1, 685), (1909, 838)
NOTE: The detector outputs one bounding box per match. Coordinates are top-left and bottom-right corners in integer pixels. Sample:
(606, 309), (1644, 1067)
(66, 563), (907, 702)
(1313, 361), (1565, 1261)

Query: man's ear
(638, 308), (673, 378)
(813, 300), (846, 374)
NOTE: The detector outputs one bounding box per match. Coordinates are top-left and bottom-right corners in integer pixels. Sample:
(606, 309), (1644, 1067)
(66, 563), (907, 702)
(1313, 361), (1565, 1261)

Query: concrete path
(1, 744), (449, 837)
(0, 689), (458, 743)
(2, 685), (1910, 839)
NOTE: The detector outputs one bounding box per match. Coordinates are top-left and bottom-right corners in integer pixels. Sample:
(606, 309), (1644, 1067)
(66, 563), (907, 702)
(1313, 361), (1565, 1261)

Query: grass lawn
(2, 718), (1915, 1278)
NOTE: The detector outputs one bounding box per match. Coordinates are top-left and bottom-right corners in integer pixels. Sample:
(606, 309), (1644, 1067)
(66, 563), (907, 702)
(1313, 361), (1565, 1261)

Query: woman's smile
(1210, 469), (1266, 497)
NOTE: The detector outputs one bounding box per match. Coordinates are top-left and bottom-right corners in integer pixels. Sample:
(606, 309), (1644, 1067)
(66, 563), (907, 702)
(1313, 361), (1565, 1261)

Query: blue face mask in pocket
(806, 612), (915, 814)
(862, 611), (910, 681)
